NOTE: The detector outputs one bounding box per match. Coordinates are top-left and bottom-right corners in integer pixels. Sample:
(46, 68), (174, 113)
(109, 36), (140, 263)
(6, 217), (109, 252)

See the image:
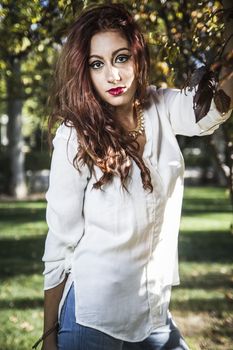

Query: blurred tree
(0, 0), (83, 198)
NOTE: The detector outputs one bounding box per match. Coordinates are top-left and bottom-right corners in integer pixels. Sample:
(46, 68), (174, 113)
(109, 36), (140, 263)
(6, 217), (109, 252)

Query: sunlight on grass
(0, 308), (43, 350)
(183, 186), (230, 200)
(0, 201), (46, 210)
(180, 213), (232, 232)
(0, 274), (43, 301)
(0, 221), (47, 238)
(0, 199), (47, 238)
(180, 261), (233, 276)
(172, 287), (229, 304)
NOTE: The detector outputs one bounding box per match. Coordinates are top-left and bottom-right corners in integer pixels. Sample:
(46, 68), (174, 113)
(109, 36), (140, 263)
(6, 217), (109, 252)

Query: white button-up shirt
(42, 86), (231, 341)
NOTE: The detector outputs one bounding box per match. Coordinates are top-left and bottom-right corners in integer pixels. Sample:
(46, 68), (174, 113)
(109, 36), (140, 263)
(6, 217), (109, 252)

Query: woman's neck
(115, 102), (136, 129)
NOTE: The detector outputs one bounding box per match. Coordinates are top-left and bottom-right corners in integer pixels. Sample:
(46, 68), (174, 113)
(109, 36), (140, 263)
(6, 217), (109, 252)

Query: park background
(0, 0), (232, 349)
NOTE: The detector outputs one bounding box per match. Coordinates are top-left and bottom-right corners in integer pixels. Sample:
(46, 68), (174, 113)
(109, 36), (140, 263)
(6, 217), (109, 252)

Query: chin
(105, 94), (134, 108)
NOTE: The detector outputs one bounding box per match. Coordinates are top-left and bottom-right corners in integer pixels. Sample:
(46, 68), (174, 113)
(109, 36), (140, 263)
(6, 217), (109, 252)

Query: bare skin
(41, 276), (67, 350)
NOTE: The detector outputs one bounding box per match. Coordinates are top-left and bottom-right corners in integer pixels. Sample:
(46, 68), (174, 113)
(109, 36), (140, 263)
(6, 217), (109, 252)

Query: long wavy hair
(48, 3), (153, 192)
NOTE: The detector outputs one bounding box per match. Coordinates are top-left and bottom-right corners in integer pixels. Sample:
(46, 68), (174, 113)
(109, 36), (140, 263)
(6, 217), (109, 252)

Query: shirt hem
(73, 317), (167, 342)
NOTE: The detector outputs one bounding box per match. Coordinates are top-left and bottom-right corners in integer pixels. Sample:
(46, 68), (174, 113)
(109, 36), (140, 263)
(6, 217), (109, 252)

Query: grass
(0, 186), (232, 350)
(0, 199), (45, 350)
(171, 187), (233, 350)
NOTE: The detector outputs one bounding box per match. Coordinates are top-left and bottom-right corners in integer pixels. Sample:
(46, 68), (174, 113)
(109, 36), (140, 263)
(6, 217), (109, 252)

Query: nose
(106, 65), (121, 84)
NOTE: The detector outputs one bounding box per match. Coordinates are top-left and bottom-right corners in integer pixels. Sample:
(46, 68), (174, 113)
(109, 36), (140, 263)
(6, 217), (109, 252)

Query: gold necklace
(128, 103), (145, 139)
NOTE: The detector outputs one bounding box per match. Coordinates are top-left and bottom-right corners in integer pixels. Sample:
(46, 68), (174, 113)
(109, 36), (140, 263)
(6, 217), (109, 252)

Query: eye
(115, 54), (131, 63)
(89, 61), (103, 70)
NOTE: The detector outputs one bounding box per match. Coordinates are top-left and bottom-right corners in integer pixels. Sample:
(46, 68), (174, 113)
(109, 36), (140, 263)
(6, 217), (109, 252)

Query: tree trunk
(6, 58), (27, 199)
(222, 122), (233, 210)
(222, 0), (233, 210)
(209, 129), (229, 185)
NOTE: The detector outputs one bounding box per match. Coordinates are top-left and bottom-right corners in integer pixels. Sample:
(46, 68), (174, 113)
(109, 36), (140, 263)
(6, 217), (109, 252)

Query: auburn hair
(48, 3), (153, 192)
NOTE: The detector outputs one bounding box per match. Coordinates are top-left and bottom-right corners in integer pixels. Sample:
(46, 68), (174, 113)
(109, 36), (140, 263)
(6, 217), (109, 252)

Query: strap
(31, 322), (58, 349)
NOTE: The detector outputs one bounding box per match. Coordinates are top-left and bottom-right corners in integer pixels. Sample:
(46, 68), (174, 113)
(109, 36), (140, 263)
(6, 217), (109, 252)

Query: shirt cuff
(43, 248), (74, 290)
(197, 99), (232, 135)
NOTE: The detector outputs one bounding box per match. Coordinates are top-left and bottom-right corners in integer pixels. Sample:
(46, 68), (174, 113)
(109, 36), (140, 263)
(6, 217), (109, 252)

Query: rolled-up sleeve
(157, 87), (232, 136)
(42, 124), (89, 290)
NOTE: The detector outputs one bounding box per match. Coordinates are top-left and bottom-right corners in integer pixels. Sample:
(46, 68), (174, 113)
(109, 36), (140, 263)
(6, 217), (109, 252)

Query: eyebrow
(89, 47), (131, 60)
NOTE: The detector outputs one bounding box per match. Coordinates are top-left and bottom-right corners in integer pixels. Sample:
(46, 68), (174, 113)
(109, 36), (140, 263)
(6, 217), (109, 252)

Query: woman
(36, 3), (232, 350)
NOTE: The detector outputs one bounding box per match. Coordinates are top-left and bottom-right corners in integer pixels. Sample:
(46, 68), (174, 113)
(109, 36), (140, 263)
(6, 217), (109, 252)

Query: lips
(107, 87), (125, 96)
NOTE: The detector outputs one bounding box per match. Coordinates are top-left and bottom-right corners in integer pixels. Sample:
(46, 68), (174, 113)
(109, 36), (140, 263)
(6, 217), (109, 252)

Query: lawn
(0, 187), (232, 350)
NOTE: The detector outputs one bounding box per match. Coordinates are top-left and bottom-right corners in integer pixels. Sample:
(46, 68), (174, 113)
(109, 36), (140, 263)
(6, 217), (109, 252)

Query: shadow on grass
(0, 235), (45, 278)
(182, 197), (231, 214)
(181, 271), (233, 290)
(179, 230), (233, 263)
(0, 297), (43, 310)
(170, 297), (233, 313)
(0, 208), (46, 224)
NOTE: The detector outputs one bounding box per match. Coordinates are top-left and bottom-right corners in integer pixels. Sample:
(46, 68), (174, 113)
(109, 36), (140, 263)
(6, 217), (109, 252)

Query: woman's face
(88, 30), (137, 109)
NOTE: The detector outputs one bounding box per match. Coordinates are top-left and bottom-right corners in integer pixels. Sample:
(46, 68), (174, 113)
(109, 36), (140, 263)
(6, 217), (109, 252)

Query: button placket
(143, 155), (167, 327)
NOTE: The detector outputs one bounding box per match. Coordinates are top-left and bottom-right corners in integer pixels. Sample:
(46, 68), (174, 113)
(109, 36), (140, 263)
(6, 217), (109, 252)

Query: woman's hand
(41, 345), (57, 350)
(41, 335), (58, 350)
(41, 344), (57, 350)
(42, 278), (67, 350)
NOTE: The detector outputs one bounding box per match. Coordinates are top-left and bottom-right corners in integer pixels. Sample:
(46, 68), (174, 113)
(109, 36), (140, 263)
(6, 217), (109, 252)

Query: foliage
(0, 0), (75, 137)
(0, 0), (232, 198)
(0, 0), (231, 135)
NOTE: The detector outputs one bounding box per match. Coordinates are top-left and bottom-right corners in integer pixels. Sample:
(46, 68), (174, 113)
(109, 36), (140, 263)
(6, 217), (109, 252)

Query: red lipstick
(107, 87), (125, 96)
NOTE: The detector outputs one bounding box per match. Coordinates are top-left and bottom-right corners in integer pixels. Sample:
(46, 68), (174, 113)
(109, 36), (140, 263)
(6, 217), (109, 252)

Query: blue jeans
(57, 284), (190, 350)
